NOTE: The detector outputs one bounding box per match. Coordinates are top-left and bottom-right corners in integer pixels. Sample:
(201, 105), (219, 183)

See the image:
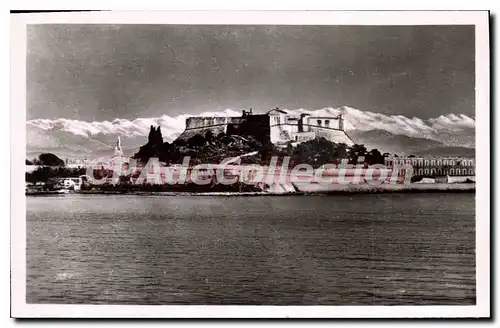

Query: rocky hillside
(133, 126), (386, 168)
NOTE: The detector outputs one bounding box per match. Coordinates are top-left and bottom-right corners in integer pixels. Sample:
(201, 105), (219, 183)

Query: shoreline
(27, 183), (475, 196)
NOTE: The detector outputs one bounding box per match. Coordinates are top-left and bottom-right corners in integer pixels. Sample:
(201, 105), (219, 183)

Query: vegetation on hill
(133, 125), (385, 168)
(25, 127), (387, 185)
(133, 126), (263, 165)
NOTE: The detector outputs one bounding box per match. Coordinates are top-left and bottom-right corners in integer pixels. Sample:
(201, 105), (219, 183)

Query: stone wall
(185, 116), (230, 130)
(269, 122), (299, 144)
(177, 125), (227, 140)
(179, 114), (272, 143)
(305, 126), (354, 146)
(177, 112), (353, 145)
(179, 116), (236, 140)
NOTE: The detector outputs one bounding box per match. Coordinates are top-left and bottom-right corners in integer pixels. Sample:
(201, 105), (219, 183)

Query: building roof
(266, 108), (288, 115)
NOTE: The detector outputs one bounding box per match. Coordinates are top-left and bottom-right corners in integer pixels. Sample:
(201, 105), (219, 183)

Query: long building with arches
(384, 156), (475, 177)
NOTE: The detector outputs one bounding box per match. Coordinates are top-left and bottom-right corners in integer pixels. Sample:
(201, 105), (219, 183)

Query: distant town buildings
(384, 156), (475, 177)
(63, 136), (127, 169)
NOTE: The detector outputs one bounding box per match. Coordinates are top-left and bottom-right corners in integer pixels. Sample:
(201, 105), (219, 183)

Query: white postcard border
(10, 10), (490, 318)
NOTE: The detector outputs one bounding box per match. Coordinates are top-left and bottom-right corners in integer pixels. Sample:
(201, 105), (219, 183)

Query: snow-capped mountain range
(26, 106), (475, 159)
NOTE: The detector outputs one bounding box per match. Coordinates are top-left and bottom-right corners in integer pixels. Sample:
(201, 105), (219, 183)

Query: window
(437, 169), (442, 175)
(424, 169), (429, 175)
(443, 160), (448, 165)
(431, 160), (435, 166)
(325, 120), (330, 127)
(424, 160), (429, 166)
(418, 169), (423, 175)
(469, 160), (474, 166)
(469, 169), (474, 175)
(462, 169), (467, 175)
(437, 160), (442, 166)
(450, 160), (455, 166)
(317, 120), (322, 126)
(450, 169), (455, 175)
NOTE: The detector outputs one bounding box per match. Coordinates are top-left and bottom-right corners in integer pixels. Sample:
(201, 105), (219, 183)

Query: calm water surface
(26, 193), (475, 305)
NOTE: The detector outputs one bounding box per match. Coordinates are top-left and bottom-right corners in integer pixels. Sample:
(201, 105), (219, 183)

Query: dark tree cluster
(133, 125), (166, 163)
(257, 138), (386, 168)
(148, 125), (163, 145)
(26, 166), (86, 184)
(27, 153), (65, 167)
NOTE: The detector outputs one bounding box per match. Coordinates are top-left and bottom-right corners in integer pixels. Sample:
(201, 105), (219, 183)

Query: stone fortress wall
(177, 108), (355, 146)
(180, 116), (232, 140)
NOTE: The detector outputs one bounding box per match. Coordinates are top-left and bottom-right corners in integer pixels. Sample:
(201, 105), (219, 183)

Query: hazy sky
(27, 24), (475, 121)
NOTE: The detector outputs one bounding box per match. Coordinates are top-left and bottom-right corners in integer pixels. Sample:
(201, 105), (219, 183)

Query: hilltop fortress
(177, 107), (355, 146)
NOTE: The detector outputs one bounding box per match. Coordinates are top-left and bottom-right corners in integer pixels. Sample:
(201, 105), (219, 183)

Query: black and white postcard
(10, 11), (490, 318)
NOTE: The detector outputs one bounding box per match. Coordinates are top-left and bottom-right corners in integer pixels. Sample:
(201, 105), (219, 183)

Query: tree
(133, 142), (154, 163)
(147, 125), (155, 144)
(366, 148), (384, 165)
(25, 159), (33, 165)
(221, 134), (232, 146)
(187, 134), (206, 148)
(259, 140), (275, 164)
(38, 153), (65, 166)
(173, 138), (187, 147)
(133, 125), (166, 163)
(28, 166), (52, 183)
(154, 127), (163, 146)
(348, 144), (367, 165)
(333, 143), (348, 160)
(25, 166), (86, 184)
(205, 130), (214, 143)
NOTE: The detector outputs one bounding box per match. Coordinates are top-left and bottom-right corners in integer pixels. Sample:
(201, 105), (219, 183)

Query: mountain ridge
(26, 106), (475, 159)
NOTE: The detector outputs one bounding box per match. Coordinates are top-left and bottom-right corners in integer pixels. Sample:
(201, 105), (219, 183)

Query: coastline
(27, 183), (475, 196)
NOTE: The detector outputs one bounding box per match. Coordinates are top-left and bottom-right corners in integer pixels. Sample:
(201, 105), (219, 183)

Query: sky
(26, 24), (475, 121)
